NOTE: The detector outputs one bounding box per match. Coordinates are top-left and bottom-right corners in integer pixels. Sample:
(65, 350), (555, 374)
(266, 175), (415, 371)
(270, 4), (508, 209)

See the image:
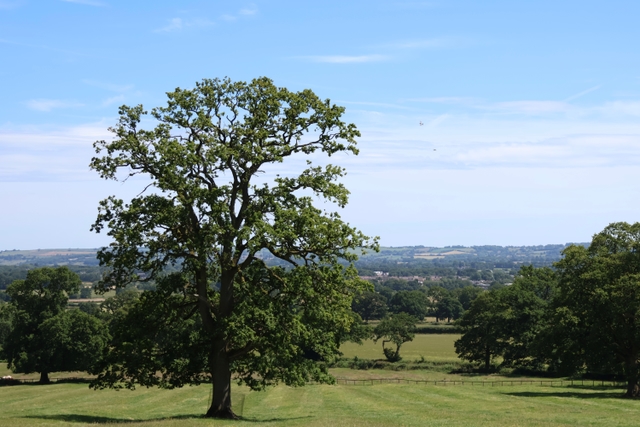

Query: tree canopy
(1, 266), (108, 383)
(553, 222), (640, 397)
(455, 266), (556, 370)
(373, 313), (417, 362)
(89, 77), (377, 418)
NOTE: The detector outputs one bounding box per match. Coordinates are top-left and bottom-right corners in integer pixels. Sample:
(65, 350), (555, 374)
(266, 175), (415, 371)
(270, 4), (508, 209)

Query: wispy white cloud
(61, 0), (106, 6)
(155, 17), (214, 33)
(490, 100), (572, 115)
(0, 122), (112, 181)
(239, 4), (258, 15)
(404, 96), (479, 105)
(336, 100), (414, 110)
(25, 99), (83, 112)
(221, 5), (258, 22)
(301, 54), (389, 64)
(428, 114), (450, 127)
(598, 101), (640, 117)
(102, 95), (125, 107)
(156, 17), (183, 32)
(564, 85), (600, 102)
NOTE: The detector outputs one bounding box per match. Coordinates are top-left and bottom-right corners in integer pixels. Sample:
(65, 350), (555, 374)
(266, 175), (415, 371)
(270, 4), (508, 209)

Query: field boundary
(1, 376), (627, 390)
(334, 377), (626, 388)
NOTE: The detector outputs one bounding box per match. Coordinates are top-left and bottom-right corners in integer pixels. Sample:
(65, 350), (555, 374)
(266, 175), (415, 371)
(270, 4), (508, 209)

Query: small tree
(373, 313), (416, 362)
(80, 287), (92, 299)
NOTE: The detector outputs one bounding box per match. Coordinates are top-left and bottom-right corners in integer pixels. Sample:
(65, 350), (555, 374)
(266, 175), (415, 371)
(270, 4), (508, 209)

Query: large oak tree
(89, 77), (376, 418)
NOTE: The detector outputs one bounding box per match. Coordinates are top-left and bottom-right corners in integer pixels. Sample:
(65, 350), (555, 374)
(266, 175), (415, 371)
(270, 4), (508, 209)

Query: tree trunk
(484, 347), (491, 371)
(39, 371), (50, 384)
(205, 344), (236, 419)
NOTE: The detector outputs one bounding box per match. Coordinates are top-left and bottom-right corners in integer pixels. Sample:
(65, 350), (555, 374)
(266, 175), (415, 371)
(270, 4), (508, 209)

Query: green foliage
(77, 302), (101, 317)
(455, 286), (484, 311)
(454, 291), (505, 370)
(79, 287), (92, 299)
(0, 267), (107, 382)
(389, 290), (429, 320)
(38, 310), (109, 374)
(434, 296), (464, 323)
(352, 291), (387, 323)
(89, 77), (377, 418)
(455, 265), (557, 370)
(551, 222), (640, 396)
(373, 313), (417, 362)
(0, 304), (13, 352)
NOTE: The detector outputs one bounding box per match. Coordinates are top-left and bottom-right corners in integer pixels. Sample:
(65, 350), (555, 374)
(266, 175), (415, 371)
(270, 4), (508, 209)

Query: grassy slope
(3, 337), (636, 426)
(0, 381), (637, 426)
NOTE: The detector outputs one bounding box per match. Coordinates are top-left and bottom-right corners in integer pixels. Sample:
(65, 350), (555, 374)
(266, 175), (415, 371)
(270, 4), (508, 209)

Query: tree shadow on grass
(22, 414), (200, 424)
(22, 414), (313, 424)
(239, 416), (312, 423)
(503, 390), (626, 400)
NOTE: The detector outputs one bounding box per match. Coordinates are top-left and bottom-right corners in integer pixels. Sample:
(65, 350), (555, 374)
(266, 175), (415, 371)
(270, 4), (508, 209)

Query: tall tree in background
(90, 77), (376, 418)
(455, 291), (505, 370)
(455, 266), (556, 370)
(553, 222), (640, 397)
(352, 291), (387, 323)
(1, 267), (107, 383)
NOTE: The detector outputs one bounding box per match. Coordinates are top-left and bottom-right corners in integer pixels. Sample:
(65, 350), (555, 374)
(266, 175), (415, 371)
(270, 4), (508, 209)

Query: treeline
(0, 266), (142, 383)
(0, 265), (103, 290)
(455, 222), (640, 397)
(353, 280), (483, 325)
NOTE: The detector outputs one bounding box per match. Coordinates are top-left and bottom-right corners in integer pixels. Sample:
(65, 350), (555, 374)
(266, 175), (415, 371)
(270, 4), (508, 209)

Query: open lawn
(340, 334), (461, 362)
(0, 379), (637, 426)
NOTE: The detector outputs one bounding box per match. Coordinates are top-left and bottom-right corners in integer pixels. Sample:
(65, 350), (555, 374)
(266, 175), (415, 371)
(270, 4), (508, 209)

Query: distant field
(0, 378), (635, 426)
(340, 334), (460, 362)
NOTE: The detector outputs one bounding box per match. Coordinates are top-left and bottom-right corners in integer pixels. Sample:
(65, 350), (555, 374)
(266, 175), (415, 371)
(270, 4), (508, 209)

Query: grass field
(1, 379), (637, 426)
(3, 335), (638, 426)
(340, 334), (461, 362)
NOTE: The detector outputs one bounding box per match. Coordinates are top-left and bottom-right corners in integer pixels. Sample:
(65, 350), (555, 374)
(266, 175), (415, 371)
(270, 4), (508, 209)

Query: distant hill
(0, 244), (589, 268)
(356, 244), (589, 264)
(0, 249), (100, 266)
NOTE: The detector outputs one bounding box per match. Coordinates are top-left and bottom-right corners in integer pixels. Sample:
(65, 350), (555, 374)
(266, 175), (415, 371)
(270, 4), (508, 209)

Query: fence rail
(334, 378), (626, 388)
(1, 376), (627, 389)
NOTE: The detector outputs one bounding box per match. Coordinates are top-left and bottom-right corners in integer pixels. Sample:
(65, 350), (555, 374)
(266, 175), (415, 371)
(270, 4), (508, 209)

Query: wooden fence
(334, 377), (626, 388)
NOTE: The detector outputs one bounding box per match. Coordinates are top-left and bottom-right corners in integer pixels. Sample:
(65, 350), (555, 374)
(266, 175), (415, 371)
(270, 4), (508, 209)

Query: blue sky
(1, 0), (640, 249)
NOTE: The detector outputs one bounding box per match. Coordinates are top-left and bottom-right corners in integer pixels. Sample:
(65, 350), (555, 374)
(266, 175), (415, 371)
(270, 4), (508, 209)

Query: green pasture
(339, 334), (461, 362)
(1, 378), (637, 426)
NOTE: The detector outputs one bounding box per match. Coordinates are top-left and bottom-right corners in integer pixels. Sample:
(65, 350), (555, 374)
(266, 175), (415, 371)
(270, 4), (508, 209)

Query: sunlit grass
(340, 334), (461, 362)
(0, 379), (636, 426)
